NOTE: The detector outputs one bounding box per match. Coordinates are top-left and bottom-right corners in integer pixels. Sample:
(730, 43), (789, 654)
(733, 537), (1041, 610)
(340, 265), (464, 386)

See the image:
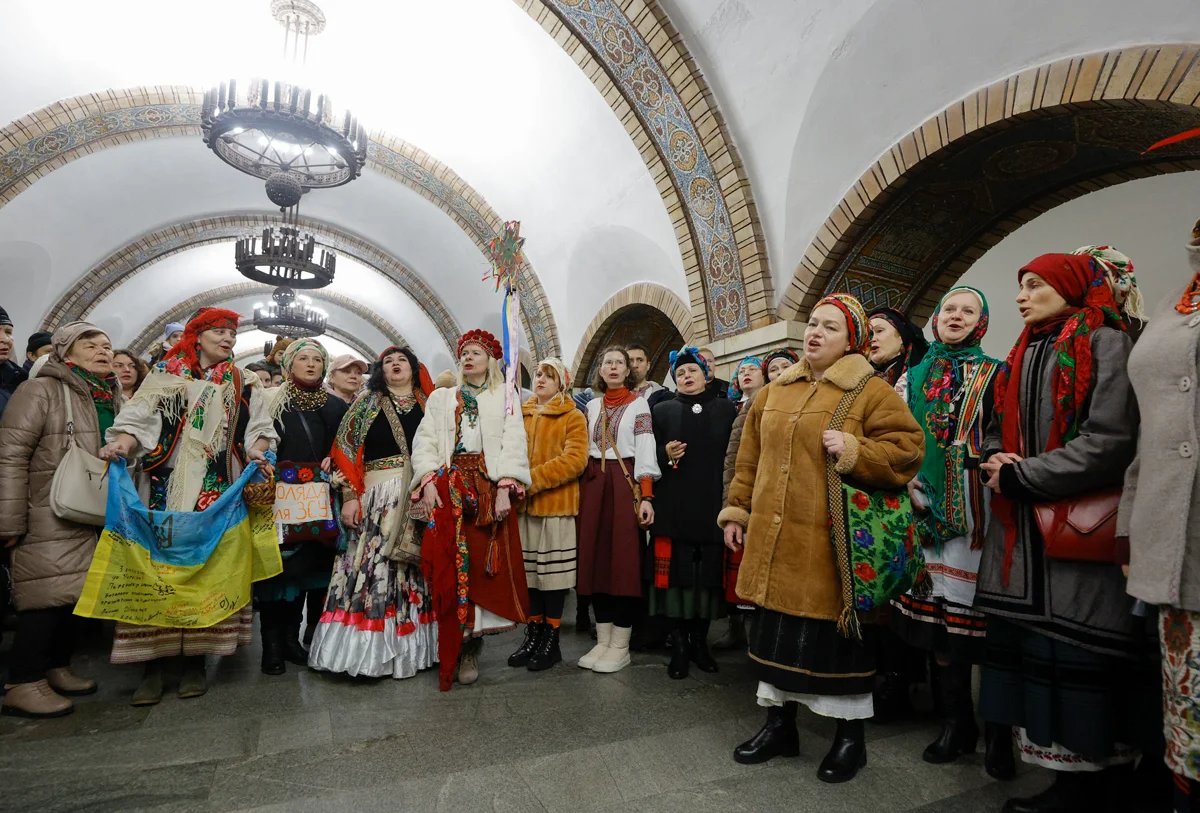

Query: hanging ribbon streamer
(483, 220), (527, 415)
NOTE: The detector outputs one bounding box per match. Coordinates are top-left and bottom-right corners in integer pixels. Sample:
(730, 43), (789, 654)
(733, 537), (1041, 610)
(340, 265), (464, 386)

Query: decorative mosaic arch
(44, 213), (459, 355)
(0, 86), (560, 360)
(571, 281), (693, 382)
(518, 0), (774, 341)
(784, 44), (1200, 322)
(130, 282), (402, 359)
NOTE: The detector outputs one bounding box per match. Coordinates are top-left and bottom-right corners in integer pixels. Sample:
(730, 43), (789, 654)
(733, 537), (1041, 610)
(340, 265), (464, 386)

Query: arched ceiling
(4, 0), (1200, 361)
(0, 0), (687, 366)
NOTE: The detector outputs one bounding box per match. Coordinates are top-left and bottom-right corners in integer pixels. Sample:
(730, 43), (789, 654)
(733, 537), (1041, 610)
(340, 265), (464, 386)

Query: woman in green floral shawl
(888, 286), (1011, 777)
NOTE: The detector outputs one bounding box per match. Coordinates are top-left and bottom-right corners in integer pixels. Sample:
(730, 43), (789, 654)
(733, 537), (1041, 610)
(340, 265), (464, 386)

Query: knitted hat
(163, 321), (185, 339)
(667, 345), (710, 382)
(537, 356), (571, 390)
(279, 337), (329, 381)
(815, 293), (870, 355)
(0, 306), (11, 328)
(51, 320), (108, 361)
(26, 331), (52, 356)
(1019, 253), (1096, 307)
(457, 328), (503, 360)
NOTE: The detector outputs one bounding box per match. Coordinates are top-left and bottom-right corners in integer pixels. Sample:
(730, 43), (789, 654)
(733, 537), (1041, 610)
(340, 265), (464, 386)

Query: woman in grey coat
(1123, 226), (1200, 811)
(976, 253), (1157, 813)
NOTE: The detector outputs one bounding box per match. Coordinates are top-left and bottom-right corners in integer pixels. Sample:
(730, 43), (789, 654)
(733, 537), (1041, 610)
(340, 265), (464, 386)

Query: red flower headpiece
(457, 329), (503, 360)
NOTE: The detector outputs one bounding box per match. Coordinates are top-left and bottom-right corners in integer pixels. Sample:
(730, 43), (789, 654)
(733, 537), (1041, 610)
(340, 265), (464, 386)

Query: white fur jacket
(410, 384), (531, 488)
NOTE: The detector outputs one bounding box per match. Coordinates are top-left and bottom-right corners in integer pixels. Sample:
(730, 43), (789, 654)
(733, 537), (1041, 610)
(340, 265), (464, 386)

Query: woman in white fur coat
(409, 329), (531, 690)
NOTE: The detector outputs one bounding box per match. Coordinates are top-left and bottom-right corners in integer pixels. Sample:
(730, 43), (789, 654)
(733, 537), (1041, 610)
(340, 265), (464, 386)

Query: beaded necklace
(461, 379), (486, 428)
(1176, 274), (1200, 315)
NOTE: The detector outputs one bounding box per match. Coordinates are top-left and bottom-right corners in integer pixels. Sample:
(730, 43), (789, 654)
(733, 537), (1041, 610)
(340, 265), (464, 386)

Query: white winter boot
(578, 622), (612, 669)
(592, 625), (632, 673)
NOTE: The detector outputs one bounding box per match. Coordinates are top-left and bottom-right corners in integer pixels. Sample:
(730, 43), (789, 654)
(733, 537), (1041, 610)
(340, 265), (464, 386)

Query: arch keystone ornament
(0, 86), (559, 360)
(519, 0), (774, 340)
(788, 45), (1200, 323)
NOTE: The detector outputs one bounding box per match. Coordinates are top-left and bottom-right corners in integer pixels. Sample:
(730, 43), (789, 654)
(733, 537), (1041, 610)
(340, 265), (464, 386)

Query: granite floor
(0, 610), (1048, 813)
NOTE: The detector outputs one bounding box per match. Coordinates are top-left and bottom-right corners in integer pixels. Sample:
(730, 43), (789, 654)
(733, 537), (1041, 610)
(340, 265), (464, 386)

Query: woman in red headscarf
(99, 307), (277, 706)
(409, 329), (531, 690)
(975, 254), (1157, 812)
(307, 345), (436, 681)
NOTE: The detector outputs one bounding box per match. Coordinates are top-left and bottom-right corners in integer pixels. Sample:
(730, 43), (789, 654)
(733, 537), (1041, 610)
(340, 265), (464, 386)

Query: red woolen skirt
(575, 457), (644, 598)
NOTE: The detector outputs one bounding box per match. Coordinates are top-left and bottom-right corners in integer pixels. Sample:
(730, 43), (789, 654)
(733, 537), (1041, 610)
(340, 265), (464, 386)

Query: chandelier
(254, 288), (328, 339)
(235, 195), (335, 289)
(200, 0), (368, 193)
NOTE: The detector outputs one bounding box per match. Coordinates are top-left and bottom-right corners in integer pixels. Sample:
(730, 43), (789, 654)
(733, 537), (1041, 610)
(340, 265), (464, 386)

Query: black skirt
(748, 609), (875, 696)
(979, 617), (1160, 762)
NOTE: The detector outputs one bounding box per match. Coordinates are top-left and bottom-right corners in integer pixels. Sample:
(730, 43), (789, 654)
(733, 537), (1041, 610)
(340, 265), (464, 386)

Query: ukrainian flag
(75, 459), (283, 628)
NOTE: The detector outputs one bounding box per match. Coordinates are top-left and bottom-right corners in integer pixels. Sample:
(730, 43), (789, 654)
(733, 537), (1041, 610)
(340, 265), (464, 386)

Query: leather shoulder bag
(49, 380), (110, 526)
(1034, 485), (1122, 564)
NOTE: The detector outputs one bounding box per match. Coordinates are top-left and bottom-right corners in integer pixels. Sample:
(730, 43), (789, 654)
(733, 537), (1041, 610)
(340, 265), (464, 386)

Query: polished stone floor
(0, 612), (1047, 813)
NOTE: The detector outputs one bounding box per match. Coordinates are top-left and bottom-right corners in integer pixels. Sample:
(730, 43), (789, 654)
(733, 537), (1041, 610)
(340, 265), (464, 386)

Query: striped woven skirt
(518, 514), (577, 591)
(748, 608), (876, 696)
(110, 608), (253, 664)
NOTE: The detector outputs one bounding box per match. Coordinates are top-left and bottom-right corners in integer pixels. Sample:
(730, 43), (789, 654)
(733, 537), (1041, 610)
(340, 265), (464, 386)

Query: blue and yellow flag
(74, 459), (283, 628)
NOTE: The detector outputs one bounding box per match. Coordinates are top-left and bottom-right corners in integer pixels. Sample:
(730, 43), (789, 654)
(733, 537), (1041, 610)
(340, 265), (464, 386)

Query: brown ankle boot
(1, 680), (73, 718)
(45, 667), (97, 696)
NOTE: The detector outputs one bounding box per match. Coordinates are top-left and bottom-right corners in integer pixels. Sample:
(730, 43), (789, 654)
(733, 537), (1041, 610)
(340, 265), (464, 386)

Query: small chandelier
(235, 190), (336, 288)
(200, 0), (367, 193)
(254, 287), (328, 338)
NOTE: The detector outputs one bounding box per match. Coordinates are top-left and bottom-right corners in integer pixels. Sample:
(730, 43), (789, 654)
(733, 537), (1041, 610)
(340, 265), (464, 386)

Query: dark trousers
(529, 588), (568, 620)
(591, 593), (640, 628)
(8, 606), (76, 683)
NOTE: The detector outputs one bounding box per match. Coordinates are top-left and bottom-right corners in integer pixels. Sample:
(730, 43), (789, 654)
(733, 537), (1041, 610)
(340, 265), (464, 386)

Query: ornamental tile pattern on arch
(0, 105), (196, 185)
(548, 0), (750, 337)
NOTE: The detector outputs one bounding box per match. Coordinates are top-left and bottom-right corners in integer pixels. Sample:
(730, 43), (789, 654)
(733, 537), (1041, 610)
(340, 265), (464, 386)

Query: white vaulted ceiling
(0, 0), (684, 365)
(3, 0), (1200, 364)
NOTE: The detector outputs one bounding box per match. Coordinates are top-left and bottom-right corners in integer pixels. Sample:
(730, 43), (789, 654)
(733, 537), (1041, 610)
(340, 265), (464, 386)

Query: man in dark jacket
(0, 306), (28, 420)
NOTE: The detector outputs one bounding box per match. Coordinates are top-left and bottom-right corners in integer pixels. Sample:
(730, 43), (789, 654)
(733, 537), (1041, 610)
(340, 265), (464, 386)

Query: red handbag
(1034, 486), (1122, 564)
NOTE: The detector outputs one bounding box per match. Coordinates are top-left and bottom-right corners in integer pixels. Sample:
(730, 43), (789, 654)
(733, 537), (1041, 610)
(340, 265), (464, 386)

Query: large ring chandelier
(200, 0), (367, 192)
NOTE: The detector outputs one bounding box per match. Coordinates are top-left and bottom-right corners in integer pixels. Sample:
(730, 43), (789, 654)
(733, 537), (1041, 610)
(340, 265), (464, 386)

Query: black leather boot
(668, 624), (689, 679)
(527, 624), (561, 671)
(260, 611), (285, 676)
(688, 619), (718, 673)
(985, 722), (1017, 781)
(923, 661), (979, 763)
(508, 622), (543, 668)
(817, 718), (867, 783)
(733, 703), (800, 764)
